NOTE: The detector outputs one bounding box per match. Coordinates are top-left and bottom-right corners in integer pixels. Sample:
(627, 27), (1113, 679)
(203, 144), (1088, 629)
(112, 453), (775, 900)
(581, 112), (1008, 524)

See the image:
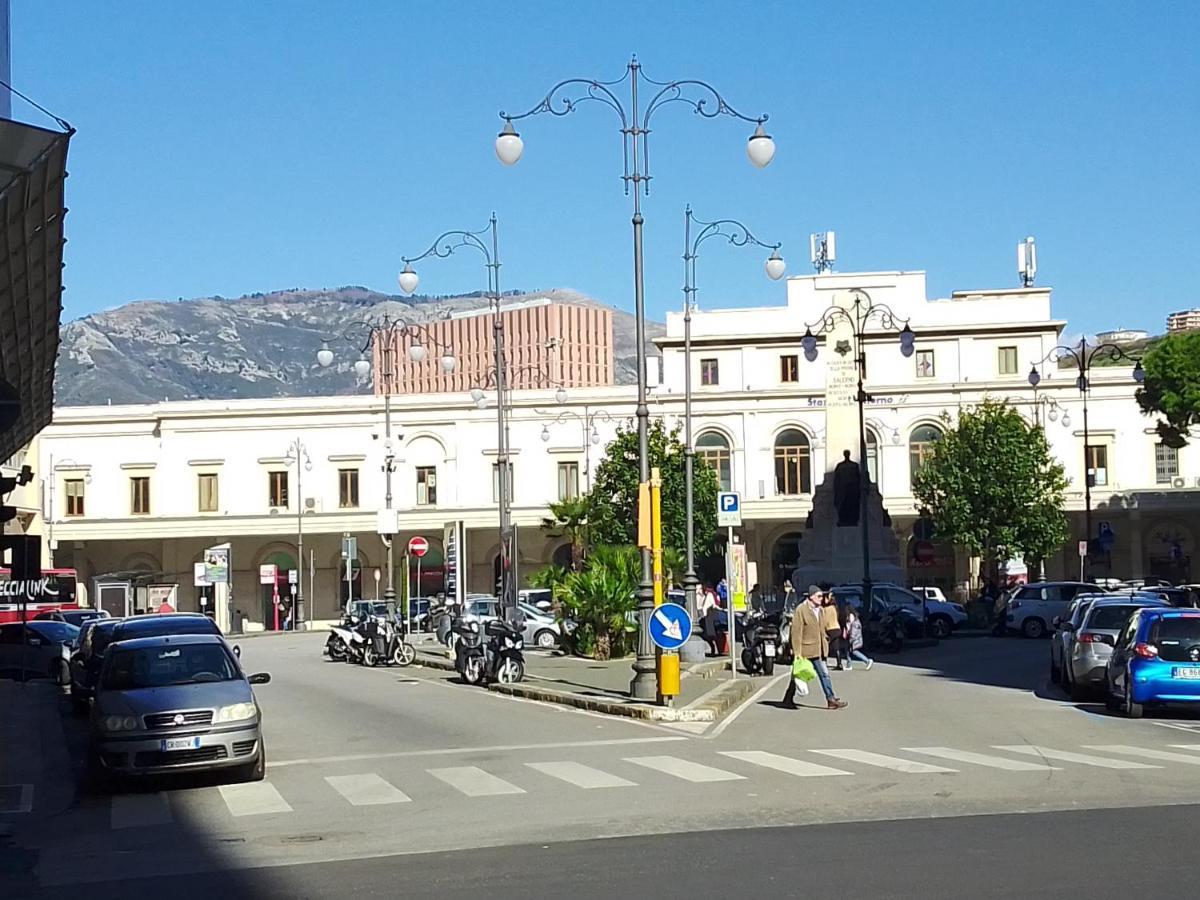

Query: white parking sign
(717, 491), (742, 527)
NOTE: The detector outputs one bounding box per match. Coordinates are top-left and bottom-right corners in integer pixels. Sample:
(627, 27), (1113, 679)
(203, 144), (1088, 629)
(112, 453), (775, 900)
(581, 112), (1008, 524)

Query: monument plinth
(792, 295), (903, 587)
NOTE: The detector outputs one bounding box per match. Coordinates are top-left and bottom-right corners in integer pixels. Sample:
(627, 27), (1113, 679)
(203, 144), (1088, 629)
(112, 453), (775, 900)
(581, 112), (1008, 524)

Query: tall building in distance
(1167, 308), (1200, 334)
(373, 298), (614, 395)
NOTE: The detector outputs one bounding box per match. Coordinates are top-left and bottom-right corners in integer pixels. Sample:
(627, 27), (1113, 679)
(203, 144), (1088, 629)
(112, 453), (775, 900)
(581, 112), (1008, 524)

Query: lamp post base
(680, 635), (708, 664)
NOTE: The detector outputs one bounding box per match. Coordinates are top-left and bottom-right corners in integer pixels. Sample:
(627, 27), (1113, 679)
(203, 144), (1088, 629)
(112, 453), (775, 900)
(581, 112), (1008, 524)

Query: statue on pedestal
(832, 450), (861, 528)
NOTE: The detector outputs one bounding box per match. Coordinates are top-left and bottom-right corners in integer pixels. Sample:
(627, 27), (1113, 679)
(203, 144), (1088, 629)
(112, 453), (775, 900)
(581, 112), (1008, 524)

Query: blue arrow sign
(648, 602), (692, 652)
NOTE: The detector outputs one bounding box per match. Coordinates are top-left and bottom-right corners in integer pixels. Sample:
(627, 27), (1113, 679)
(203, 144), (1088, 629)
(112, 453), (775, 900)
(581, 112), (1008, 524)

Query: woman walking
(821, 593), (844, 670)
(844, 609), (873, 670)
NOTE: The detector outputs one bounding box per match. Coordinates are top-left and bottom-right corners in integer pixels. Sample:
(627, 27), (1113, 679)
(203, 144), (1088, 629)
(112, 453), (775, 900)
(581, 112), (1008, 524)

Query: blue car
(1105, 608), (1200, 718)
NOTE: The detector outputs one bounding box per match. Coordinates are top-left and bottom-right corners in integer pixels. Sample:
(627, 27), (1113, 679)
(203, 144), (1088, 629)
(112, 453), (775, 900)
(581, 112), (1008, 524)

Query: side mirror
(248, 672), (271, 685)
(232, 644), (242, 658)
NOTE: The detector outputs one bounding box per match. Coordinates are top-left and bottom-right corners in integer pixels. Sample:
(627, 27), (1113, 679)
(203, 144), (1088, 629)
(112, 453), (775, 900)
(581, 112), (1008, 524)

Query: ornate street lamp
(497, 57), (775, 701)
(283, 436), (312, 628)
(540, 406), (615, 493)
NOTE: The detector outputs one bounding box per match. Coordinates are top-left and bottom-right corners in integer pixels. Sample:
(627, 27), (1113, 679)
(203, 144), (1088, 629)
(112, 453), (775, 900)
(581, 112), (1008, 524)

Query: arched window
(865, 430), (879, 487)
(696, 431), (732, 491)
(773, 429), (812, 496)
(909, 425), (942, 487)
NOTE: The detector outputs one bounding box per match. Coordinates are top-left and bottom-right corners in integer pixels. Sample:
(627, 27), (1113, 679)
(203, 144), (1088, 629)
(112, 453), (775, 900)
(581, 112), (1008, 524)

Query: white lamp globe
(441, 353), (457, 373)
(765, 251), (786, 281)
(1062, 413), (1072, 428)
(1048, 407), (1058, 422)
(555, 387), (568, 404)
(495, 121), (524, 166)
(746, 124), (776, 169)
(590, 426), (600, 445)
(470, 387), (485, 402)
(475, 397), (488, 410)
(316, 343), (334, 368)
(540, 425), (551, 443)
(353, 357), (371, 379)
(407, 342), (427, 363)
(398, 265), (419, 295)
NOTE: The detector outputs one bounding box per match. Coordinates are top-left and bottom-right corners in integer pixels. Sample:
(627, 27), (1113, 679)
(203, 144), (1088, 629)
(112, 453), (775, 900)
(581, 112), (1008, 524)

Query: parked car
(911, 585), (948, 604)
(35, 608), (110, 628)
(406, 597), (433, 631)
(518, 589), (553, 612)
(108, 612), (237, 656)
(1060, 597), (1170, 700)
(0, 620), (78, 683)
(518, 602), (563, 649)
(1006, 582), (1103, 638)
(1105, 608), (1200, 718)
(844, 582), (967, 639)
(70, 617), (124, 712)
(1117, 577), (1173, 591)
(88, 634), (270, 784)
(829, 585), (928, 638)
(1050, 594), (1106, 685)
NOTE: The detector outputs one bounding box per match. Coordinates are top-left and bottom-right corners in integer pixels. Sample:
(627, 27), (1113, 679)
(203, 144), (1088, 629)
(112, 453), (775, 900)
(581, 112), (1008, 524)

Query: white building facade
(36, 270), (1198, 626)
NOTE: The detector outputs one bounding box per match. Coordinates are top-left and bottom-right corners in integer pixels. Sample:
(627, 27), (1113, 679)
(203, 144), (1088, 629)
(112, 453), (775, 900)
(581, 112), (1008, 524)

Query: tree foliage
(1136, 330), (1200, 448)
(551, 545), (639, 660)
(588, 419), (719, 556)
(911, 399), (1069, 568)
(540, 496), (591, 570)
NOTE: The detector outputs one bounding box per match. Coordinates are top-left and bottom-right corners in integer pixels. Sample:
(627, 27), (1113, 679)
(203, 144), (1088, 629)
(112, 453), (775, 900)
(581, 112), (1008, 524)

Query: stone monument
(791, 295), (903, 588)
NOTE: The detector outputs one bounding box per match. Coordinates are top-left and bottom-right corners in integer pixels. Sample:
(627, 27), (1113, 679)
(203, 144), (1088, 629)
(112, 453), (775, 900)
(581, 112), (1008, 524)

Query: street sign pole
(727, 525), (735, 679)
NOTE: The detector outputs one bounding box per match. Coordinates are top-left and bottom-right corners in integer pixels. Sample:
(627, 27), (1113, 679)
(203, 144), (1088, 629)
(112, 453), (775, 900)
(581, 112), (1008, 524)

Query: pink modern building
(373, 299), (614, 395)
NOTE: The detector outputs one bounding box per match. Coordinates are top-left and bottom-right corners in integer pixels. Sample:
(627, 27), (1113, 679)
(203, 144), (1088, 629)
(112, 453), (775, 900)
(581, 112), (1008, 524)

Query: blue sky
(14, 1), (1200, 333)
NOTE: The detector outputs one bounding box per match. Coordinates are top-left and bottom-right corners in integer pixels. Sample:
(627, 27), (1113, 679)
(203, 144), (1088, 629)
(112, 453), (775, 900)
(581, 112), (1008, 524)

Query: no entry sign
(408, 536), (429, 558)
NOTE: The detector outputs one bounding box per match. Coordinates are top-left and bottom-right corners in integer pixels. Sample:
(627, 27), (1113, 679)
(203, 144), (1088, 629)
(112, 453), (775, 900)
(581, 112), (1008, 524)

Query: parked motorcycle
(361, 616), (416, 667)
(740, 609), (781, 675)
(328, 615), (366, 664)
(453, 618), (485, 684)
(865, 605), (906, 653)
(453, 617), (525, 685)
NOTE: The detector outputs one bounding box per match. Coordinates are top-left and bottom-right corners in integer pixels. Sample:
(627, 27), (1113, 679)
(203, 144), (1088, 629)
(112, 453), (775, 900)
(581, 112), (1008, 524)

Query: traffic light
(0, 465), (32, 528)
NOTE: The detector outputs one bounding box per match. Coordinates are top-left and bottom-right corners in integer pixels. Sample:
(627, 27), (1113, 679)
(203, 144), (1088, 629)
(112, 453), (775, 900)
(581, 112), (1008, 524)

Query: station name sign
(0, 578), (60, 599)
(805, 394), (906, 408)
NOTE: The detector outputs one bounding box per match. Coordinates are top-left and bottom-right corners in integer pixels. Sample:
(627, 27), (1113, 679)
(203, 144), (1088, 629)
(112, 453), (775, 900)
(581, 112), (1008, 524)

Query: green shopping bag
(791, 657), (817, 682)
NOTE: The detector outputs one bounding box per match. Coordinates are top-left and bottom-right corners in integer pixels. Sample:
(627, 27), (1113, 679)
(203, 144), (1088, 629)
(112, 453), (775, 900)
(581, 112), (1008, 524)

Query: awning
(0, 117), (71, 462)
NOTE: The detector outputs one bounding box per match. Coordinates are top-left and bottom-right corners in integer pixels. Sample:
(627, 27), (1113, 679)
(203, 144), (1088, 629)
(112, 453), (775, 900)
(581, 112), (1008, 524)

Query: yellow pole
(651, 467), (663, 609)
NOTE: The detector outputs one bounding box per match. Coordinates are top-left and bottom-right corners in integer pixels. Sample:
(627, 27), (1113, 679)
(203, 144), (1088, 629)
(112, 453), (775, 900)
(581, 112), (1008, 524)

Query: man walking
(781, 585), (848, 710)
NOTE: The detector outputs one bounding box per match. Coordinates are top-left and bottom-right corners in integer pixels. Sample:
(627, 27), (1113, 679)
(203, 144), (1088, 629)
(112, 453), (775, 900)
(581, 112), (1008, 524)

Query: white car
(1006, 581), (1103, 638)
(911, 586), (948, 604)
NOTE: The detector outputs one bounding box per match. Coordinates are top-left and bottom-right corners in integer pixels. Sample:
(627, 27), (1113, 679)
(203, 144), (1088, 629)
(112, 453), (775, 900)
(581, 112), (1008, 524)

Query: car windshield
(103, 643), (239, 690)
(119, 617), (220, 640)
(1087, 605), (1140, 630)
(30, 621), (80, 644)
(1150, 617), (1200, 663)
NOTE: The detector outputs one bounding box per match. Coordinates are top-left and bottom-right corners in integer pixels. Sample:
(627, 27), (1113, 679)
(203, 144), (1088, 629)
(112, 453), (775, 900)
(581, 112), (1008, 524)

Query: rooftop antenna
(1017, 235), (1037, 287)
(810, 231), (836, 274)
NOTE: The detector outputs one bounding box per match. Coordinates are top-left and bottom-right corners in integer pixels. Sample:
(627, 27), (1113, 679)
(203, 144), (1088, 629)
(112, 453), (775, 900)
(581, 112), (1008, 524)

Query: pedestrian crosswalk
(53, 741), (1200, 830)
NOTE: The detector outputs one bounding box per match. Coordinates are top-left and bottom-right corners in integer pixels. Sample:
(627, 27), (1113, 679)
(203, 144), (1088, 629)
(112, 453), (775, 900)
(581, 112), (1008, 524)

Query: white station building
(33, 269), (1198, 628)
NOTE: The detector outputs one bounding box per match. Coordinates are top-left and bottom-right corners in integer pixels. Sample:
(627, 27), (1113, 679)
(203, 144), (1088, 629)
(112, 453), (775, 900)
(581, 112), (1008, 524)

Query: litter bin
(231, 608), (245, 635)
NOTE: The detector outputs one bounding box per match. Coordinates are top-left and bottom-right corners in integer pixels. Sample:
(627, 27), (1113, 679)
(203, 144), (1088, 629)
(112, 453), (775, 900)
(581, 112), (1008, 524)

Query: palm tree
(541, 495), (591, 571)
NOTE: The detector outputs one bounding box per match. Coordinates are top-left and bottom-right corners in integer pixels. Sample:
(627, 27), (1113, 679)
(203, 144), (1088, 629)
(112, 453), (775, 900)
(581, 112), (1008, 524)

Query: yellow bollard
(658, 650), (681, 698)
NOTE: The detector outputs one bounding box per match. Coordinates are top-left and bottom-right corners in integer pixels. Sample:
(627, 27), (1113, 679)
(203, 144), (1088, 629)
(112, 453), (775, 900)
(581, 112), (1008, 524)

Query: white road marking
(904, 747), (1061, 771)
(720, 750), (852, 778)
(703, 672), (788, 740)
(268, 736), (687, 769)
(110, 792), (172, 829)
(324, 774), (411, 805)
(1085, 745), (1200, 765)
(810, 749), (956, 774)
(1166, 744), (1200, 751)
(993, 745), (1161, 770)
(624, 755), (744, 783)
(429, 766), (526, 797)
(218, 782), (293, 816)
(525, 761), (636, 789)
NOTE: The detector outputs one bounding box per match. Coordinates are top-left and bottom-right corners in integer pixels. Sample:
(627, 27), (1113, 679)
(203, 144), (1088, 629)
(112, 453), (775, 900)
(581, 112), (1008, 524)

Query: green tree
(553, 545), (639, 659)
(912, 399), (1069, 573)
(588, 419), (719, 557)
(1136, 330), (1200, 448)
(540, 495), (591, 570)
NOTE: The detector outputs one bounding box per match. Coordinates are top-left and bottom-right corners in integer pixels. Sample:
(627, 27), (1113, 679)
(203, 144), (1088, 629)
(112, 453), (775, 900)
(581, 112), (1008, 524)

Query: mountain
(54, 287), (665, 406)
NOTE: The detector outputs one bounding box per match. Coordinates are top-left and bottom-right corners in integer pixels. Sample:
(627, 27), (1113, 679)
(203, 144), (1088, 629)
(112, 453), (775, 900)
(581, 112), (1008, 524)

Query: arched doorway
(261, 551), (295, 630)
(552, 543), (574, 571)
(771, 532), (804, 591)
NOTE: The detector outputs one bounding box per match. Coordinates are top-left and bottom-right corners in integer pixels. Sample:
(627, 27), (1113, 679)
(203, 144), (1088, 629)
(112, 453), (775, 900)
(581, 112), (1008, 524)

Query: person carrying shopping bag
(843, 609), (873, 671)
(781, 585), (848, 710)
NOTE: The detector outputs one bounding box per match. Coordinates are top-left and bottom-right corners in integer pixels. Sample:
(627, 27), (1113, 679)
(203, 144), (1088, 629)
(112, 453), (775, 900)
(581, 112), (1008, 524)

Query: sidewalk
(0, 680), (75, 822)
(415, 643), (756, 723)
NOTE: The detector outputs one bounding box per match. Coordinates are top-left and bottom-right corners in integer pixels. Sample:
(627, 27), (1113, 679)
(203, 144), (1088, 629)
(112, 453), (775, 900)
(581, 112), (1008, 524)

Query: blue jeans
(850, 649), (872, 664)
(812, 657), (835, 700)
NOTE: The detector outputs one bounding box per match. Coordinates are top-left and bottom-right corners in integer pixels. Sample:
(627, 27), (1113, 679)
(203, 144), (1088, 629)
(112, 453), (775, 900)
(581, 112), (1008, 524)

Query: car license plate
(1173, 668), (1200, 680)
(764, 644), (776, 657)
(160, 737), (202, 752)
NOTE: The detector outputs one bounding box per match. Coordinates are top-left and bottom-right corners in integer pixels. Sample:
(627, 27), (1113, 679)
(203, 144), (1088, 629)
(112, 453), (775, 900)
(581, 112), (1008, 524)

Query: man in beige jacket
(781, 584), (848, 710)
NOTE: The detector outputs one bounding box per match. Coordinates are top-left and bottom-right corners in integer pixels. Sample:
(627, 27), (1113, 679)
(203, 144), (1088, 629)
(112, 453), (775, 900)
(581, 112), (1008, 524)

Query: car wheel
(1124, 682), (1144, 719)
(929, 616), (953, 640)
(234, 740), (266, 783)
(1022, 618), (1047, 639)
(534, 629), (557, 650)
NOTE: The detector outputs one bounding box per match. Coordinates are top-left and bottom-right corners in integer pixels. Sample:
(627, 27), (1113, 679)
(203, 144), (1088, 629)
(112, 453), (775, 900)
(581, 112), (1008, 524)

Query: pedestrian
(843, 609), (873, 670)
(781, 585), (848, 710)
(698, 586), (718, 655)
(717, 578), (729, 606)
(821, 592), (844, 669)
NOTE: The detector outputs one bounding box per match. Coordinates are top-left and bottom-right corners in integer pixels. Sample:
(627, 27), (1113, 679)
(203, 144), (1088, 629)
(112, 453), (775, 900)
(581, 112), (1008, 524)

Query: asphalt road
(5, 631), (1200, 897)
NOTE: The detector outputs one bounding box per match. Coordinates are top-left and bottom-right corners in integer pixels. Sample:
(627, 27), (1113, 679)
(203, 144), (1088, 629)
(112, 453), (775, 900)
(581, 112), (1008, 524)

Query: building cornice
(655, 320), (1068, 350)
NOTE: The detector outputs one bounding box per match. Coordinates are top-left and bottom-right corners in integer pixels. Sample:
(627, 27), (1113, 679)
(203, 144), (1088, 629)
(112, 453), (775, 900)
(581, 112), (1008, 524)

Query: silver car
(518, 602), (562, 649)
(0, 620), (78, 683)
(1060, 596), (1170, 700)
(1050, 594), (1105, 685)
(89, 634), (270, 783)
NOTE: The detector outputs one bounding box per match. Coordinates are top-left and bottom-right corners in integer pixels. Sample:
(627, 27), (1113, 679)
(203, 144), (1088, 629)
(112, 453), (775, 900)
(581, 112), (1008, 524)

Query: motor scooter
(741, 609), (781, 675)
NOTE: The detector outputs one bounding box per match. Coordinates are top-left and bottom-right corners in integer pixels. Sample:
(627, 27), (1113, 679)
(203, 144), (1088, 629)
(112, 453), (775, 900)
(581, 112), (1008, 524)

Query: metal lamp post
(539, 406), (615, 493)
(283, 437), (312, 628)
(1028, 340), (1144, 578)
(317, 316), (457, 605)
(43, 454), (89, 569)
(497, 57), (775, 700)
(800, 289), (915, 616)
(681, 206), (784, 639)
